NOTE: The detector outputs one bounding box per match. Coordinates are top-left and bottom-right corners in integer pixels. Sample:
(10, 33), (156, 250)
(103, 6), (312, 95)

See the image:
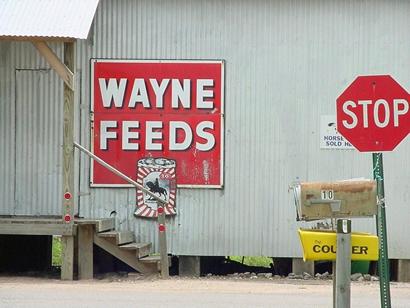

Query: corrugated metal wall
(0, 41), (14, 215)
(1, 0), (410, 258)
(14, 69), (63, 215)
(0, 42), (79, 216)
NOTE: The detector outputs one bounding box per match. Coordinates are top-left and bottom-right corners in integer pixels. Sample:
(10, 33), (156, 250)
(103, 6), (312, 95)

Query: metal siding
(0, 0), (99, 39)
(1, 0), (410, 258)
(77, 0), (409, 257)
(0, 42), (72, 216)
(14, 70), (63, 215)
(0, 42), (15, 214)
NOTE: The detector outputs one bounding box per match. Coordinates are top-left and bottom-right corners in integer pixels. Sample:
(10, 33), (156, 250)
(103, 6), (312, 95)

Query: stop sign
(336, 75), (410, 152)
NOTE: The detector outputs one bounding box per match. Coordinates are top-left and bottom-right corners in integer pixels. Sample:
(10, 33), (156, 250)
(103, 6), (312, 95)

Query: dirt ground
(1, 274), (410, 307)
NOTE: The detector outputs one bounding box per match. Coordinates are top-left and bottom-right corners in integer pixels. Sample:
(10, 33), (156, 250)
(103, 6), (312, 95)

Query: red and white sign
(336, 75), (410, 152)
(91, 60), (224, 187)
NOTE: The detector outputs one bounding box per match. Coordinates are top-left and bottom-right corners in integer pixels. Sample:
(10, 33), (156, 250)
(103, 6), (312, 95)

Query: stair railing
(74, 142), (169, 278)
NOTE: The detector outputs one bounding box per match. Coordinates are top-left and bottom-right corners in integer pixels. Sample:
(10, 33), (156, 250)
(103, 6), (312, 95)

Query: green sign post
(373, 153), (391, 308)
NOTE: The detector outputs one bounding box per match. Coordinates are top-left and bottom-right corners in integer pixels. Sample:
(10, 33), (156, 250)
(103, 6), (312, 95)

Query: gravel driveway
(0, 275), (409, 308)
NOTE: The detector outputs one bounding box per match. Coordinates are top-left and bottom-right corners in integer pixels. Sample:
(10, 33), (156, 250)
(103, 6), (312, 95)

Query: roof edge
(0, 36), (76, 42)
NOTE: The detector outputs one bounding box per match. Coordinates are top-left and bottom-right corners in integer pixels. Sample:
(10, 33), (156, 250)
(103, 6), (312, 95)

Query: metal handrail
(73, 142), (167, 204)
(73, 142), (170, 278)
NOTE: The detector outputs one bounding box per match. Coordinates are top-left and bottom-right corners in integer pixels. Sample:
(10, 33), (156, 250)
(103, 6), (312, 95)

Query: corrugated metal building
(1, 0), (409, 259)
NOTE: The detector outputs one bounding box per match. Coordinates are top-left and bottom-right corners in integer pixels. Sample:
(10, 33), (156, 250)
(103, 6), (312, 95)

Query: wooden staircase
(76, 218), (161, 276)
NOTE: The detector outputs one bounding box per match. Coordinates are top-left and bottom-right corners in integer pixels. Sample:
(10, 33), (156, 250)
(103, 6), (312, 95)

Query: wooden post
(61, 235), (74, 280)
(78, 224), (93, 280)
(157, 201), (169, 278)
(61, 41), (75, 280)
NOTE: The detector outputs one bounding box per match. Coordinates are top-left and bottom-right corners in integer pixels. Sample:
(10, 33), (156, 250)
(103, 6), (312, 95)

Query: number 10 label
(321, 190), (334, 200)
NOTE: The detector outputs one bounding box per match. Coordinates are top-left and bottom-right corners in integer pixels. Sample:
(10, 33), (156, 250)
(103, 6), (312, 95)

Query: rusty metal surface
(298, 181), (377, 221)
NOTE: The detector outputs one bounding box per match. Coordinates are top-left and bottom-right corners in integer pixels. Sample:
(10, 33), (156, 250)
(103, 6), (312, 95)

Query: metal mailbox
(291, 180), (377, 221)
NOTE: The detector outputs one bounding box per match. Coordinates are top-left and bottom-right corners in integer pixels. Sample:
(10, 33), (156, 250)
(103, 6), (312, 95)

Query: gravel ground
(0, 274), (409, 308)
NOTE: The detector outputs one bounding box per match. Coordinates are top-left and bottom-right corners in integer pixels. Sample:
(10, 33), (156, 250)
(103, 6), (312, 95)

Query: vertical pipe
(335, 219), (351, 308)
(157, 201), (169, 278)
(372, 153), (391, 308)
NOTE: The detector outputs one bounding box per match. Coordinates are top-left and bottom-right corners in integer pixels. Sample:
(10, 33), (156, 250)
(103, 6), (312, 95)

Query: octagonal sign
(336, 75), (410, 152)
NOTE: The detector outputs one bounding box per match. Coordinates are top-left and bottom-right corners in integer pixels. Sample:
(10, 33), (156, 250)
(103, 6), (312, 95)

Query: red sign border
(89, 58), (225, 189)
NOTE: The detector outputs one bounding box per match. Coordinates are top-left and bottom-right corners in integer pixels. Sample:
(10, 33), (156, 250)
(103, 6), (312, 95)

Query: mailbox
(290, 180), (377, 221)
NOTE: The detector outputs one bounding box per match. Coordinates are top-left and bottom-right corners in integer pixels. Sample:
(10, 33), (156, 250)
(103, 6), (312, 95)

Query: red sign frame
(91, 59), (224, 188)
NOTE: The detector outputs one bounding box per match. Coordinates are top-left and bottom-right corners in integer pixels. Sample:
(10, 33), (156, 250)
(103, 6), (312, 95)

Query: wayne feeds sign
(91, 60), (224, 188)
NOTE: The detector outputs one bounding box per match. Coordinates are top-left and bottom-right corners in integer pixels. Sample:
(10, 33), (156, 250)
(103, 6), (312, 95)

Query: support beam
(78, 225), (94, 280)
(157, 202), (169, 278)
(32, 41), (74, 90)
(60, 41), (75, 280)
(0, 222), (76, 236)
(61, 235), (74, 280)
(62, 41), (75, 223)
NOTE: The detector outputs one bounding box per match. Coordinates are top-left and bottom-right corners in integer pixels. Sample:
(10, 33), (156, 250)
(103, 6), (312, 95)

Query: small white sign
(320, 115), (355, 150)
(321, 189), (334, 200)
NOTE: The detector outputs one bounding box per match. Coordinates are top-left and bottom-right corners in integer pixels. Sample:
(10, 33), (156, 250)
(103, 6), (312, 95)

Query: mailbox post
(291, 180), (378, 308)
(335, 219), (352, 308)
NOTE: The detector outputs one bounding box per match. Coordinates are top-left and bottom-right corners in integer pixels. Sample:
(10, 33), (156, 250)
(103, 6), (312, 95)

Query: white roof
(0, 0), (99, 40)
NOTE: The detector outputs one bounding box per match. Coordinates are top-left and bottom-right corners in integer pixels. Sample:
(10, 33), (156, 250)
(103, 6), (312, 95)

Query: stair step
(139, 255), (171, 264)
(139, 255), (161, 263)
(95, 218), (115, 232)
(93, 234), (159, 274)
(75, 218), (114, 232)
(119, 242), (151, 258)
(98, 231), (134, 245)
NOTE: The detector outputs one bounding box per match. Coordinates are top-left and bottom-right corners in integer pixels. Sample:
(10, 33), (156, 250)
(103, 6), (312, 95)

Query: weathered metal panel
(0, 41), (15, 215)
(1, 0), (410, 259)
(0, 42), (77, 216)
(14, 70), (63, 215)
(0, 0), (99, 39)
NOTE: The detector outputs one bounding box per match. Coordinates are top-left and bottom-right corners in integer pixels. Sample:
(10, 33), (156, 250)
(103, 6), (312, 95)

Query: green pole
(372, 153), (391, 308)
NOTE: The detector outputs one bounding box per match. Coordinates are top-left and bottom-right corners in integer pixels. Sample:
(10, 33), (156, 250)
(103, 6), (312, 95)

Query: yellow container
(298, 229), (379, 261)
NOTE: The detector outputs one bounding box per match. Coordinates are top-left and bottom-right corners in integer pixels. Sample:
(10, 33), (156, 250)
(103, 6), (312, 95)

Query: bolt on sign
(298, 229), (379, 261)
(91, 60), (224, 188)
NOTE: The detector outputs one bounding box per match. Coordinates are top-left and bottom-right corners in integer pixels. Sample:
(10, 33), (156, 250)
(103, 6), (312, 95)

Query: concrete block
(179, 256), (200, 277)
(292, 258), (314, 276)
(397, 259), (410, 282)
